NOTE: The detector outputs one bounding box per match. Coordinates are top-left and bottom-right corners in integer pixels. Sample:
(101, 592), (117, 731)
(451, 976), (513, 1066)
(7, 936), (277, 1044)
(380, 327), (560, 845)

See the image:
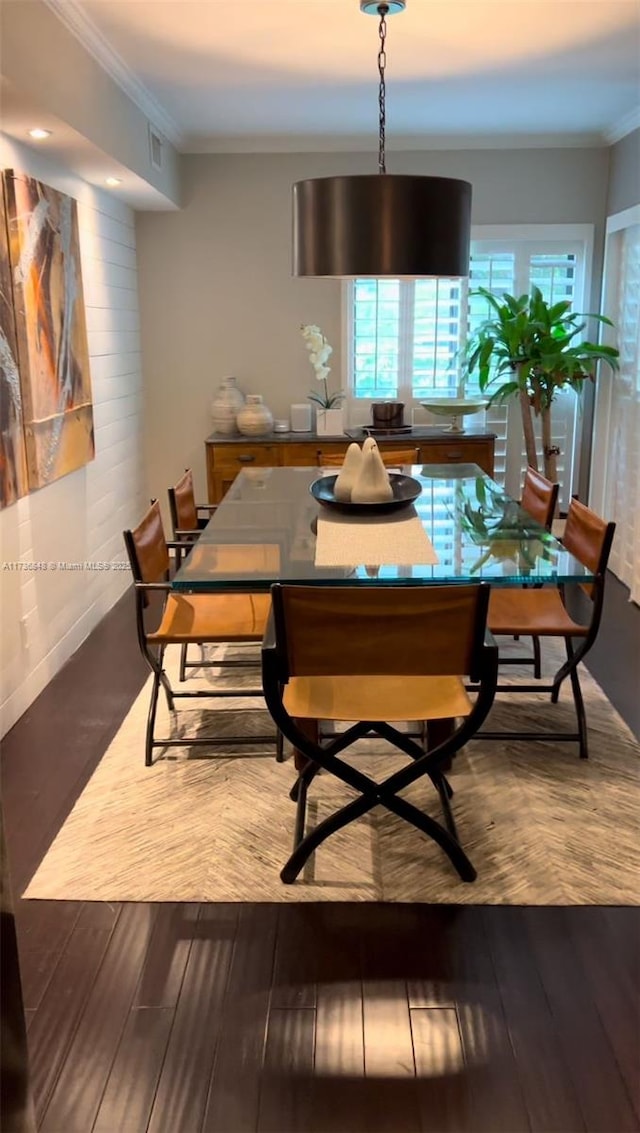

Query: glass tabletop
(172, 464), (593, 592)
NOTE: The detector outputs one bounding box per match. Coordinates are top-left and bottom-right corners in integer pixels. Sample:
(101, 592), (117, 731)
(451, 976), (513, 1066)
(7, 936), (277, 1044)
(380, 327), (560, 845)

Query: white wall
(0, 136), (147, 736)
(1, 0), (181, 207)
(135, 147), (609, 505)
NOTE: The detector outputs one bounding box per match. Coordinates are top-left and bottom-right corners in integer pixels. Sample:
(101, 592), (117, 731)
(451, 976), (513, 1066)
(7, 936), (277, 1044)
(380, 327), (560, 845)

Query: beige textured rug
(24, 642), (640, 905)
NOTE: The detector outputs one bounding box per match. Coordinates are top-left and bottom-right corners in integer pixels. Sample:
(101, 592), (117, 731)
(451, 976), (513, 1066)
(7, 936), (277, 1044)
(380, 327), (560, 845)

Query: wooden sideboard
(205, 429), (495, 503)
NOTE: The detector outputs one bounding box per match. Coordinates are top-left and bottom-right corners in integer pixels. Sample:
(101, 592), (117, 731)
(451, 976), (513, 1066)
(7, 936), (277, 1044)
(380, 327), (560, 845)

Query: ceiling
(66, 0), (640, 149)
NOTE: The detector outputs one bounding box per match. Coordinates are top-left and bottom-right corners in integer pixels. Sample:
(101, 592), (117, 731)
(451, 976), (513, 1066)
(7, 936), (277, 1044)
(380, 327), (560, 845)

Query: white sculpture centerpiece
(300, 323), (345, 435)
(334, 438), (393, 504)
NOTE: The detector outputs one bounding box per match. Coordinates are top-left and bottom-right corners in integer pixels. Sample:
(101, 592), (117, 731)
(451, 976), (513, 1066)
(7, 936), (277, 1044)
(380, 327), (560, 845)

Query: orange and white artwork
(2, 170), (94, 496)
(0, 177), (28, 507)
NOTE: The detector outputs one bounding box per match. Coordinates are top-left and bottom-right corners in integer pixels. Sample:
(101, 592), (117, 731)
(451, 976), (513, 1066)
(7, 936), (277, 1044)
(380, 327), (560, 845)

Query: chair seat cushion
(283, 674), (472, 722)
(489, 588), (588, 637)
(148, 593), (270, 644)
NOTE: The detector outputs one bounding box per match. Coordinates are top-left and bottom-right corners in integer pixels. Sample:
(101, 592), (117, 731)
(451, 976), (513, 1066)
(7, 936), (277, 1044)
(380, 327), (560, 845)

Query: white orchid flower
(300, 323), (344, 410)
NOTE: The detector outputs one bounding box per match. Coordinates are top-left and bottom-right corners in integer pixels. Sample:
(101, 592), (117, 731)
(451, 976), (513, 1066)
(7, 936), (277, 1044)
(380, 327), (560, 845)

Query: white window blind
(593, 221), (640, 603)
(346, 229), (591, 506)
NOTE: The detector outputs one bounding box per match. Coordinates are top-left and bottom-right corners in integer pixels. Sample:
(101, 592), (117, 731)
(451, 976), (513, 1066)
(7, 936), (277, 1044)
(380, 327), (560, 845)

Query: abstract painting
(0, 177), (28, 507)
(2, 170), (94, 497)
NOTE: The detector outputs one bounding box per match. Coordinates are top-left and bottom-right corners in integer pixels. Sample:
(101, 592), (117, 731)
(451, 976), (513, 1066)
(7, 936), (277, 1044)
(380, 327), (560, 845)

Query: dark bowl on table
(310, 473), (422, 515)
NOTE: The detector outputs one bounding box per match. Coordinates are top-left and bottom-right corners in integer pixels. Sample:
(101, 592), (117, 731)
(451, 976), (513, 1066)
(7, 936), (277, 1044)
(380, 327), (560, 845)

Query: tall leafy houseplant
(463, 287), (619, 484)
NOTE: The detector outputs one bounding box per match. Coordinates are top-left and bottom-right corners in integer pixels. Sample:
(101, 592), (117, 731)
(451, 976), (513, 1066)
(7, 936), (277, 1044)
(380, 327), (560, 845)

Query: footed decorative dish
(310, 473), (422, 515)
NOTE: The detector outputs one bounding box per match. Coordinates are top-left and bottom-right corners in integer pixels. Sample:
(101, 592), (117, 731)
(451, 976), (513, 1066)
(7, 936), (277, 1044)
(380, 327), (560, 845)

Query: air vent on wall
(148, 124), (163, 171)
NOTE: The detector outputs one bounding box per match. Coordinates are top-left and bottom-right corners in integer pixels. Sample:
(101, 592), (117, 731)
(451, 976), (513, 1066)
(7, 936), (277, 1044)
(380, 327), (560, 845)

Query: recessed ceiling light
(28, 128), (52, 140)
(105, 177), (122, 187)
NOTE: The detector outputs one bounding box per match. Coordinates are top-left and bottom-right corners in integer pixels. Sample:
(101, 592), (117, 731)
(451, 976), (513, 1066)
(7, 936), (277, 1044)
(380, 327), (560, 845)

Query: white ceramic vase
(211, 376), (245, 435)
(316, 407), (345, 436)
(236, 394), (274, 437)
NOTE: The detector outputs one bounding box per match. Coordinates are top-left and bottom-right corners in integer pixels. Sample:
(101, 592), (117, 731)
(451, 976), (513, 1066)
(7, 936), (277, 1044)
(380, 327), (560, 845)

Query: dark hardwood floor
(1, 589), (639, 1133)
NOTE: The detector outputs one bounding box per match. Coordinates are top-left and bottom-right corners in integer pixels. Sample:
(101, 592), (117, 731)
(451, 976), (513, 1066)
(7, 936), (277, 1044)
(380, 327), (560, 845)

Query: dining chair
(169, 468), (229, 683)
(262, 583), (498, 884)
(510, 467), (559, 676)
(482, 498), (615, 758)
(168, 468), (217, 564)
(168, 469), (217, 681)
(317, 447), (420, 468)
(123, 500), (279, 766)
(521, 466), (559, 530)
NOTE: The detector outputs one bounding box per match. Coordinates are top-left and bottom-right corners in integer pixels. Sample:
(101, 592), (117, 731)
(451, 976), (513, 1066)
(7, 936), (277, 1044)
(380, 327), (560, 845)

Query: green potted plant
(462, 286), (619, 486)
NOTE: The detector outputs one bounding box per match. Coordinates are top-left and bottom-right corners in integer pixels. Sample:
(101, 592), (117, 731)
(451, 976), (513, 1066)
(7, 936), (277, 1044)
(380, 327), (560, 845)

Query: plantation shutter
(347, 228), (591, 504)
(522, 251), (582, 512)
(351, 280), (401, 399)
(600, 224), (640, 602)
(467, 252), (515, 489)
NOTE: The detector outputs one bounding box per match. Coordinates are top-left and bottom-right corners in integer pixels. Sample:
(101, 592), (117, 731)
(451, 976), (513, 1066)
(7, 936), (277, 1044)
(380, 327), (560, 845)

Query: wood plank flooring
(1, 588), (639, 1133)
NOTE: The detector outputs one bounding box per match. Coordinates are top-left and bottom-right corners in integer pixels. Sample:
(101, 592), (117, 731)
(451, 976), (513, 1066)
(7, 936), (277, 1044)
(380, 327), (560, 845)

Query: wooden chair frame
(478, 512), (615, 759)
(168, 472), (264, 697)
(124, 503), (280, 766)
(506, 467), (560, 679)
(262, 583), (498, 885)
(168, 469), (219, 681)
(168, 469), (217, 560)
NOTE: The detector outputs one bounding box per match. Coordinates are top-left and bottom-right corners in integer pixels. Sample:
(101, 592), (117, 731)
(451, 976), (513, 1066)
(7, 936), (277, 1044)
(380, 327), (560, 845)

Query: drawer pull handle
(445, 450), (463, 459)
(237, 454), (256, 463)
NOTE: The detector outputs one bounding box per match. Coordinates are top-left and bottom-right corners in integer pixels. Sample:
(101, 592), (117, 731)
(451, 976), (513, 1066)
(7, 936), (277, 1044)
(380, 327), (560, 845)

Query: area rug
(24, 642), (640, 905)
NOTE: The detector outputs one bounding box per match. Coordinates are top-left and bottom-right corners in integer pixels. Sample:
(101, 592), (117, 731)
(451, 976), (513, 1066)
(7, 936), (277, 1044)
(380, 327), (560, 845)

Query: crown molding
(604, 105), (640, 145)
(183, 130), (605, 154)
(43, 0), (185, 151)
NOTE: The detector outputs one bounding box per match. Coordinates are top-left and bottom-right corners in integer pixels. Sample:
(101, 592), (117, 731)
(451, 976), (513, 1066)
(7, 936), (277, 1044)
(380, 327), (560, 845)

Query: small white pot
(316, 407), (345, 436)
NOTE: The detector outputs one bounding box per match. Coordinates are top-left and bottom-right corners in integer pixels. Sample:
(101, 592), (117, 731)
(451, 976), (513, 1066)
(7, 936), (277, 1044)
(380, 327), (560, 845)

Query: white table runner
(315, 511), (439, 568)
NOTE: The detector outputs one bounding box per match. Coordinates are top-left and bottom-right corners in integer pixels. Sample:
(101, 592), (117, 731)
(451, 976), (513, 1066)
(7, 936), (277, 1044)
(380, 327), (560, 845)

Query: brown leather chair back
(124, 500), (170, 583)
(562, 498), (614, 590)
(272, 583), (489, 680)
(318, 448), (420, 468)
(521, 467), (558, 530)
(168, 469), (198, 534)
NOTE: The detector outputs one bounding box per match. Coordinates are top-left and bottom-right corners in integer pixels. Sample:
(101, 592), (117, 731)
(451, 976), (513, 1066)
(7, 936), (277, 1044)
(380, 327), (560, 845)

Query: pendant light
(293, 0), (471, 279)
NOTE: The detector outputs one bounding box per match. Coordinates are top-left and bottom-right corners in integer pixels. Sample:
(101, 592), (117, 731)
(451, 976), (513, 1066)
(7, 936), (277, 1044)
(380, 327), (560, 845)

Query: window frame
(342, 223), (595, 423)
(342, 223), (595, 504)
(590, 204), (640, 603)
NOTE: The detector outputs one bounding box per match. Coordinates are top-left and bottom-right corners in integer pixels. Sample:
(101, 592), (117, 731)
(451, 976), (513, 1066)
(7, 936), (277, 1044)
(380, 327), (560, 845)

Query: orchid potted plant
(300, 324), (345, 435)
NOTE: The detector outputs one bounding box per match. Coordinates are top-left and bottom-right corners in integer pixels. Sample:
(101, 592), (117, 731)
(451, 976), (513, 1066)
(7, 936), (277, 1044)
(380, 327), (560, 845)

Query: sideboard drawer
(214, 444), (280, 471)
(281, 443), (328, 466)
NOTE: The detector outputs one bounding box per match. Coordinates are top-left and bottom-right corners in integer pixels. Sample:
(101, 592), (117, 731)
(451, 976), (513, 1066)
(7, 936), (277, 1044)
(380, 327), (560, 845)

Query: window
(591, 208), (640, 605)
(345, 226), (593, 505)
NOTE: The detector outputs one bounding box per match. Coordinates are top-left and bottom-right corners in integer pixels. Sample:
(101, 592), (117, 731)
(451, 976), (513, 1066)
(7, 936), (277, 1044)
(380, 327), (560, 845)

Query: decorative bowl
(420, 397), (489, 433)
(310, 473), (422, 515)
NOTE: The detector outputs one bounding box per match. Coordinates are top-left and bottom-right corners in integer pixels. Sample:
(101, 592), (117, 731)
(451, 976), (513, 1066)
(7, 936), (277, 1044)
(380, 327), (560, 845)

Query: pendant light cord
(377, 3), (388, 173)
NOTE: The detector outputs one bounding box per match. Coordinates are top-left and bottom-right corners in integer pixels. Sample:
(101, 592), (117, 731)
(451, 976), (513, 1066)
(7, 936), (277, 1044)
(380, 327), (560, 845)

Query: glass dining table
(172, 463), (593, 592)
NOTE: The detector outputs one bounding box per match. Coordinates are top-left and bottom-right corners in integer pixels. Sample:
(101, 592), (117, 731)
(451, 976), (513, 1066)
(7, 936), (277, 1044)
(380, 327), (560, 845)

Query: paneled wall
(0, 136), (147, 736)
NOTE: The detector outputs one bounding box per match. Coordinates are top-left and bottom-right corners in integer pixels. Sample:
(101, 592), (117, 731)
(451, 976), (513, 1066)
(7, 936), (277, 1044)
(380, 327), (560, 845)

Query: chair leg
(384, 793), (476, 882)
(281, 794), (373, 884)
(275, 729), (284, 762)
(290, 758), (321, 802)
(179, 643), (188, 683)
(532, 635), (542, 680)
(566, 638), (589, 759)
(292, 775), (308, 850)
(158, 650), (174, 711)
(145, 669), (162, 767)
